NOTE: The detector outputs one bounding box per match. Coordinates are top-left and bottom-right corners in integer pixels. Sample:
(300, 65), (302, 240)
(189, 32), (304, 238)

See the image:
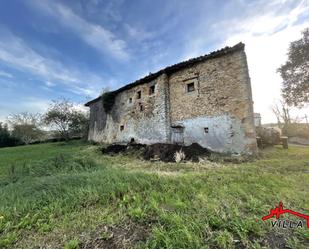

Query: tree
(8, 112), (44, 144)
(69, 111), (89, 139)
(271, 100), (291, 127)
(11, 124), (44, 144)
(278, 28), (309, 107)
(0, 122), (20, 147)
(8, 112), (42, 126)
(44, 99), (89, 140)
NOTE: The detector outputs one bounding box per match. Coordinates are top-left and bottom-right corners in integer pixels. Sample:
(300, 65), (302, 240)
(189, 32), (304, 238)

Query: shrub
(282, 123), (309, 138)
(0, 123), (21, 148)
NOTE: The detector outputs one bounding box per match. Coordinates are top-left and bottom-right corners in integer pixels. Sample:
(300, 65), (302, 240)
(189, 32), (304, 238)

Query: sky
(0, 0), (308, 124)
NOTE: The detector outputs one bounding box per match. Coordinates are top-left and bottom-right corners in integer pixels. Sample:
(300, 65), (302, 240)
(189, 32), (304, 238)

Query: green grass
(0, 141), (308, 248)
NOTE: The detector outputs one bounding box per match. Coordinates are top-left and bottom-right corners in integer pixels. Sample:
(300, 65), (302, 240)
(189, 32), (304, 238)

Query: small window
(204, 127), (209, 133)
(140, 104), (144, 111)
(137, 91), (142, 99)
(129, 97), (132, 103)
(149, 85), (155, 95)
(120, 125), (124, 131)
(187, 82), (195, 92)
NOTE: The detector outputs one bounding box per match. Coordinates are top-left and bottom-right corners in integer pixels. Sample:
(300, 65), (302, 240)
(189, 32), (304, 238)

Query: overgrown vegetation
(0, 123), (21, 148)
(278, 28), (309, 107)
(101, 91), (117, 113)
(7, 112), (44, 144)
(282, 123), (309, 139)
(0, 141), (308, 248)
(44, 99), (89, 140)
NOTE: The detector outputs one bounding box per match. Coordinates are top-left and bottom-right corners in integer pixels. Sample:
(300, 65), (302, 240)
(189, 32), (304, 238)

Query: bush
(0, 123), (21, 148)
(282, 123), (309, 138)
(12, 124), (44, 144)
(7, 112), (44, 144)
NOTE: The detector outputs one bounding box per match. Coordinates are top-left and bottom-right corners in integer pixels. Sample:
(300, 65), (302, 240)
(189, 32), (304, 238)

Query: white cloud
(30, 0), (129, 61)
(22, 97), (50, 113)
(179, 0), (309, 123)
(0, 97), (89, 125)
(124, 24), (155, 42)
(209, 0), (309, 123)
(0, 70), (13, 78)
(0, 29), (104, 97)
(45, 81), (56, 87)
(0, 97), (50, 123)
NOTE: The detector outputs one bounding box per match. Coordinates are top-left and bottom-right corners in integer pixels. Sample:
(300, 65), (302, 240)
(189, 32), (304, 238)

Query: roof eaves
(85, 42), (245, 107)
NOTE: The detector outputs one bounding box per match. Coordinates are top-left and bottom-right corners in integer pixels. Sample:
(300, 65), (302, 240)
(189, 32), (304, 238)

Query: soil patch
(101, 142), (211, 162)
(101, 144), (127, 154)
(83, 221), (150, 249)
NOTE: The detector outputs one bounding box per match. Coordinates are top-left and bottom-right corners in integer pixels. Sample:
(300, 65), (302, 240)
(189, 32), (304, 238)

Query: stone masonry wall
(88, 48), (257, 154)
(168, 49), (257, 153)
(88, 74), (170, 144)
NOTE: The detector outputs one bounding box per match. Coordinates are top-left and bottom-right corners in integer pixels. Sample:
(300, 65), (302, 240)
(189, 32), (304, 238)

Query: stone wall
(88, 48), (257, 154)
(88, 74), (170, 144)
(168, 49), (256, 153)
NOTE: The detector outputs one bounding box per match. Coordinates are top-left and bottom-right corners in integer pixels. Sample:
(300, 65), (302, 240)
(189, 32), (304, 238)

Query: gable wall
(168, 49), (256, 153)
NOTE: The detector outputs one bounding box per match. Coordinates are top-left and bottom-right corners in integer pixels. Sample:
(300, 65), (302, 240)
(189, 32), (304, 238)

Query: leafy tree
(8, 112), (44, 144)
(44, 99), (88, 140)
(278, 28), (309, 107)
(69, 111), (89, 139)
(0, 122), (20, 147)
(11, 124), (44, 144)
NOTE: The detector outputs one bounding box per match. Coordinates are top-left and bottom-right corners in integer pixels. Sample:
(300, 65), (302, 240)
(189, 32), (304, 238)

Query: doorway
(171, 126), (184, 144)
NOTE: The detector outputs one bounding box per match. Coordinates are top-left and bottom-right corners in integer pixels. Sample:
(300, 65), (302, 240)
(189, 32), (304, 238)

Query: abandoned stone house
(85, 43), (257, 154)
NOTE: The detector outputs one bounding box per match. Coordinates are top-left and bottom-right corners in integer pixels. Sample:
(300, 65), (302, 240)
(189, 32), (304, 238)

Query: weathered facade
(85, 43), (257, 154)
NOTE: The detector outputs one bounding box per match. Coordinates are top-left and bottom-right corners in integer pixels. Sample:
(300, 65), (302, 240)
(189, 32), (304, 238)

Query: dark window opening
(149, 85), (155, 95)
(204, 127), (209, 133)
(120, 125), (124, 131)
(140, 104), (144, 111)
(187, 82), (195, 92)
(129, 98), (132, 103)
(130, 138), (135, 143)
(137, 91), (142, 99)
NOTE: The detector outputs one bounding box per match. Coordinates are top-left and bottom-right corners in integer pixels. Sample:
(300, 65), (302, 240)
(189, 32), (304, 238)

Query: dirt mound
(101, 143), (146, 155)
(143, 143), (211, 162)
(183, 143), (212, 161)
(143, 143), (182, 162)
(101, 144), (127, 154)
(101, 142), (211, 162)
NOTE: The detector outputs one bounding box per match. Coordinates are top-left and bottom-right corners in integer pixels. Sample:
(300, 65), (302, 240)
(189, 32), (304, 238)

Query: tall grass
(0, 142), (308, 248)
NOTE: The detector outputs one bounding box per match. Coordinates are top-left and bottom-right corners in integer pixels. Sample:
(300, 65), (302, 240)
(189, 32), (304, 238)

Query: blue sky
(0, 0), (308, 123)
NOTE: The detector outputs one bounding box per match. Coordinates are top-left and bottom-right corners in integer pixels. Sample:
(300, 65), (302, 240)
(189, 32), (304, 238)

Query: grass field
(0, 141), (308, 249)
